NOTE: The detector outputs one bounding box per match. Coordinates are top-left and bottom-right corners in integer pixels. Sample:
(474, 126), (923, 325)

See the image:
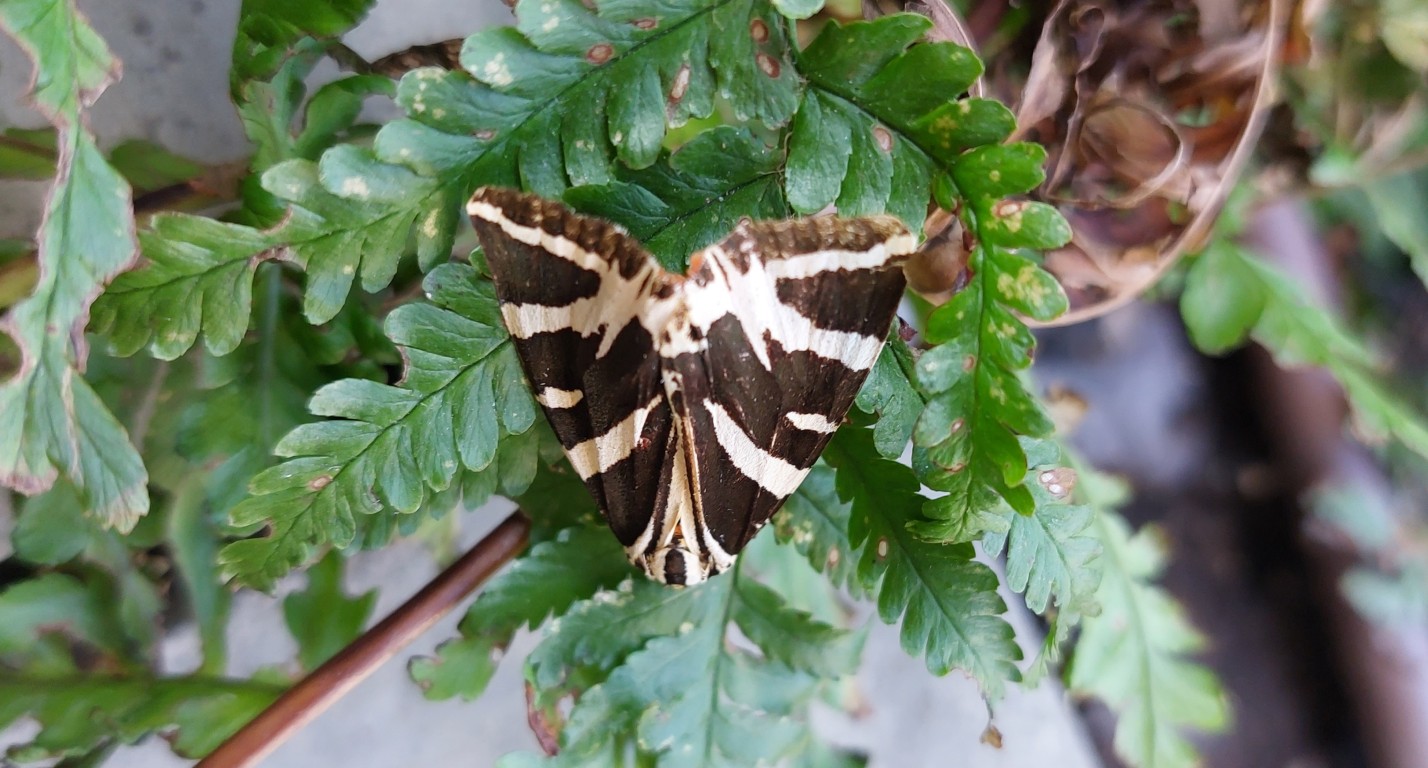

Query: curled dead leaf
(1012, 0), (1285, 325)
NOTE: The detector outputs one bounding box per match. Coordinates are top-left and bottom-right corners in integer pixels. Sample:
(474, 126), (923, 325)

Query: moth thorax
(647, 543), (712, 587)
(657, 305), (701, 357)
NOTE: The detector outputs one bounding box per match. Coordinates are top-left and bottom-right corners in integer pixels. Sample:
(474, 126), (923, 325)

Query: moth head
(646, 543), (715, 587)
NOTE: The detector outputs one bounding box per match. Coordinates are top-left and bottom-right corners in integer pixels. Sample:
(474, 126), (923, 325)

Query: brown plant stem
(197, 512), (531, 768)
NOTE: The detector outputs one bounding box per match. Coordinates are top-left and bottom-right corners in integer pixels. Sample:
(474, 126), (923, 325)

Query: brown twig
(197, 512), (531, 768)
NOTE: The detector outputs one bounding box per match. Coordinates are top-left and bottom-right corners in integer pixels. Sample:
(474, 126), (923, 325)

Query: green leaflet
(166, 473), (233, 674)
(0, 572), (130, 663)
(0, 0), (118, 119)
(824, 427), (1021, 697)
(772, 463), (864, 594)
(266, 156), (454, 324)
(93, 146), (451, 358)
(0, 675), (283, 761)
(232, 0), (378, 86)
(282, 551), (376, 671)
(853, 334), (922, 460)
(789, 15), (1071, 538)
(788, 15), (984, 231)
(910, 203), (1067, 532)
(9, 483), (167, 665)
(219, 264), (538, 589)
(0, 1), (147, 529)
(1363, 171), (1428, 288)
(410, 524), (632, 701)
(980, 439), (1103, 677)
(563, 125), (788, 270)
(95, 63), (431, 356)
(373, 0), (798, 200)
(1181, 241), (1428, 459)
(1068, 469), (1229, 768)
(527, 569), (859, 766)
(92, 215), (270, 359)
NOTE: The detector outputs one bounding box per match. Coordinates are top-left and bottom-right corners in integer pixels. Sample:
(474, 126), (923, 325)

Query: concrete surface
(0, 2), (1104, 766)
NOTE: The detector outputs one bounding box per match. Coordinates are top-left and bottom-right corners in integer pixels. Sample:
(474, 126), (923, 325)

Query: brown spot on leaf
(669, 63), (691, 102)
(756, 53), (780, 78)
(749, 18), (769, 42)
(525, 682), (561, 756)
(873, 125), (893, 153)
(308, 475), (333, 491)
(631, 17), (658, 30)
(1037, 467), (1078, 499)
(962, 354), (976, 371)
(993, 200), (1027, 217)
(586, 43), (614, 65)
(475, 129), (497, 141)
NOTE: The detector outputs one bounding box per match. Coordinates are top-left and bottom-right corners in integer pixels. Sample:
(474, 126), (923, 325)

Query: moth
(468, 188), (916, 585)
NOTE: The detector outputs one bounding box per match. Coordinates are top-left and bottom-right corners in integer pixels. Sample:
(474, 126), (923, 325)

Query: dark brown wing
(667, 216), (916, 560)
(467, 188), (674, 550)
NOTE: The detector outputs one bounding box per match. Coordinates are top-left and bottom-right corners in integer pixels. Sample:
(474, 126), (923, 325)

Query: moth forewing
(467, 187), (917, 586)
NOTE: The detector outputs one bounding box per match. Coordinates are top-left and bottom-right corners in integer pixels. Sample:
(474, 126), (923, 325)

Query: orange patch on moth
(756, 53), (780, 78)
(669, 63), (691, 102)
(586, 43), (614, 65)
(749, 18), (769, 42)
(873, 125), (893, 153)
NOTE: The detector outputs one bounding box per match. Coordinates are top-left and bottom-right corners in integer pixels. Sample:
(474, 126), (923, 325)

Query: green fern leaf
(788, 15), (983, 230)
(283, 552), (376, 671)
(371, 0), (797, 203)
(539, 569), (857, 765)
(563, 125), (787, 270)
(823, 427), (1021, 697)
(772, 463), (863, 594)
(1068, 470), (1229, 768)
(982, 440), (1101, 621)
(0, 675), (282, 761)
(219, 263), (538, 589)
(411, 524), (632, 701)
(0, 0), (146, 528)
(92, 216), (271, 359)
(788, 14), (1072, 538)
(1183, 241), (1428, 459)
(854, 334), (922, 459)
